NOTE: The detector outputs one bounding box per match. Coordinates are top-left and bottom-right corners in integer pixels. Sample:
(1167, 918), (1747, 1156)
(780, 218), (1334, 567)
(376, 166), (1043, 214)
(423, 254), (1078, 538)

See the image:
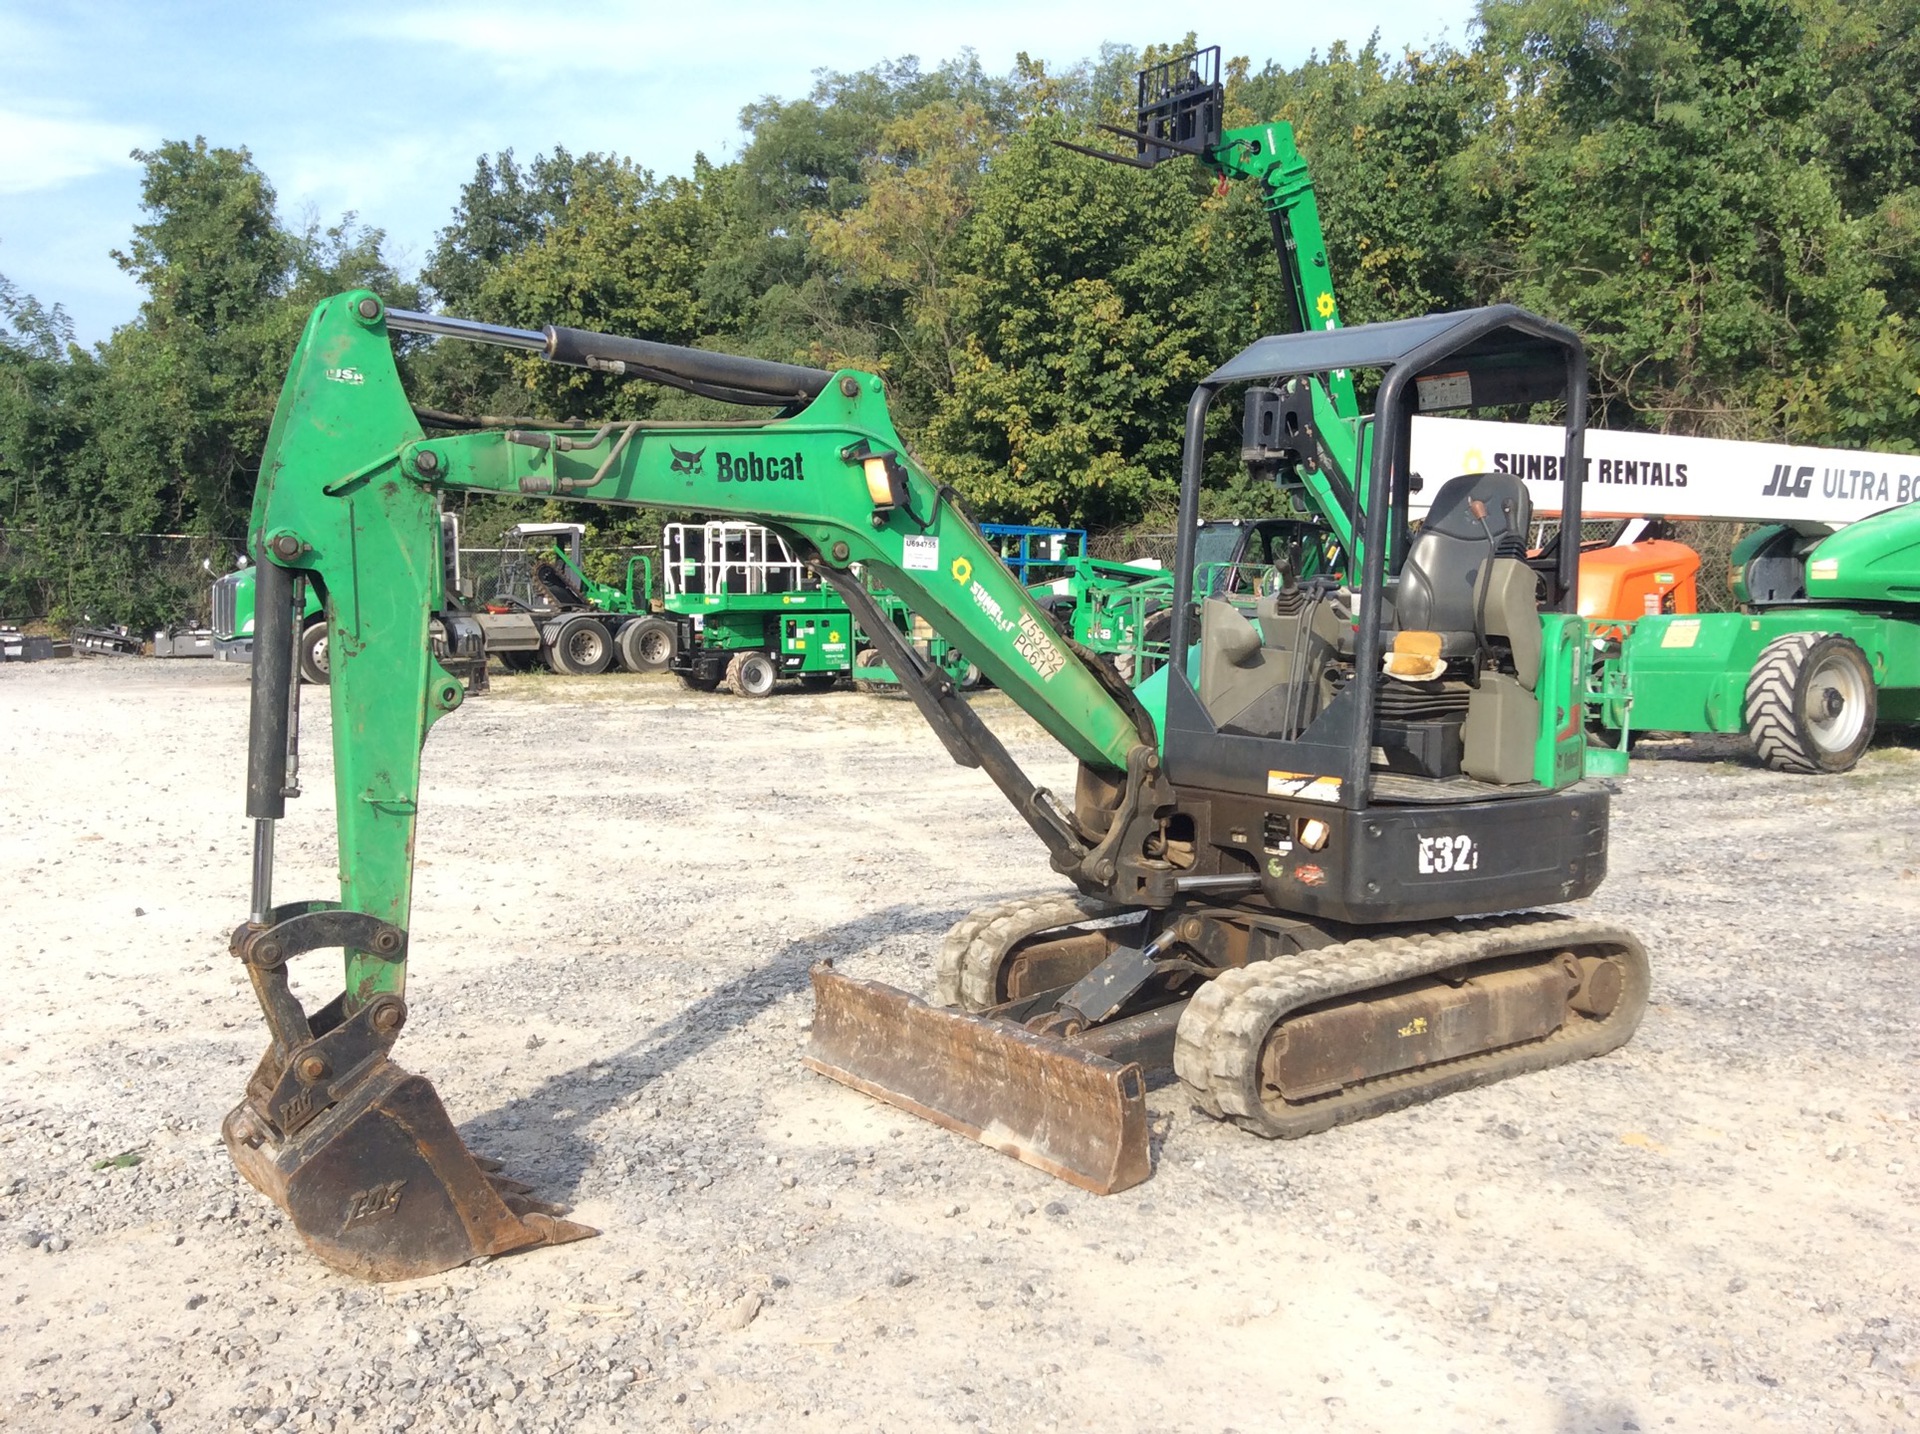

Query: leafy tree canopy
(4, 6), (1916, 625)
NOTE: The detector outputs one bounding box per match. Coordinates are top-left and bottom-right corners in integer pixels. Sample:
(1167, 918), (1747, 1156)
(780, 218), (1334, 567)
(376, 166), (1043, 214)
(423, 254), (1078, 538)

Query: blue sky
(0, 1), (1479, 346)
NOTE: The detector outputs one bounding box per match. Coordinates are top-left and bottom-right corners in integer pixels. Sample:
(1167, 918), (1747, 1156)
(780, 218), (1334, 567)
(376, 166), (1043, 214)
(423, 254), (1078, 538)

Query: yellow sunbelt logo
(950, 557), (972, 584)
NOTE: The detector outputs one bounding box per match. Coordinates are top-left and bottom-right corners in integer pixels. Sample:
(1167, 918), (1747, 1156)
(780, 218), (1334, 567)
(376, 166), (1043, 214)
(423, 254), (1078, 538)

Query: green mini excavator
(223, 63), (1648, 1282)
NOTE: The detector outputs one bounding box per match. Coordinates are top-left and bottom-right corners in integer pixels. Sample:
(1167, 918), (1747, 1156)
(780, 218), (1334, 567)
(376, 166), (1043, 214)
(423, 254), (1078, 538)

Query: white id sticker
(901, 535), (939, 571)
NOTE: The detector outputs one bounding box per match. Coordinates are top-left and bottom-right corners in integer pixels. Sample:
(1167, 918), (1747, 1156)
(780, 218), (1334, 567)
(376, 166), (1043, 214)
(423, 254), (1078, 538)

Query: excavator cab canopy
(1163, 304), (1590, 807)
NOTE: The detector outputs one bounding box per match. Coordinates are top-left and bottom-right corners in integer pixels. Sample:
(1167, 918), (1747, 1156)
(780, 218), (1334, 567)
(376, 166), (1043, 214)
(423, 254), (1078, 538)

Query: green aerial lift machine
(1594, 511), (1920, 772)
(221, 59), (1649, 1284)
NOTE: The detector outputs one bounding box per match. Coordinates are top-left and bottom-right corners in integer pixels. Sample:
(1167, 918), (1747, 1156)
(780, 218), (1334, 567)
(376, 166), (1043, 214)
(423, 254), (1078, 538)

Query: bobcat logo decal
(670, 445), (706, 475)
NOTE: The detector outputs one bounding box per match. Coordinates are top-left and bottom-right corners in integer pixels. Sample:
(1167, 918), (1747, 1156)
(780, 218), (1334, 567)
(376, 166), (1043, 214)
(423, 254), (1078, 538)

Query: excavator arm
(227, 291), (1167, 1278)
(254, 294), (1152, 958)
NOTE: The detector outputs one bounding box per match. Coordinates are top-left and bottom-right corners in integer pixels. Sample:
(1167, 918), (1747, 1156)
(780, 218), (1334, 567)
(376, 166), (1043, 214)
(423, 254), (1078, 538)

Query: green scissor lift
(660, 520), (858, 695)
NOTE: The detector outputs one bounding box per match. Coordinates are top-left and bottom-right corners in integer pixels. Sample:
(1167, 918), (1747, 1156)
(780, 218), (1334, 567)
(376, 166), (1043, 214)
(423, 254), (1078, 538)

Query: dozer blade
(223, 1055), (595, 1282)
(802, 962), (1151, 1194)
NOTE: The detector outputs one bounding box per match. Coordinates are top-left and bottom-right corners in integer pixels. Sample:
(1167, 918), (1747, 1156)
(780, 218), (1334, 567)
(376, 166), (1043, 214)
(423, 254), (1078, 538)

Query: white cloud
(0, 109), (147, 195)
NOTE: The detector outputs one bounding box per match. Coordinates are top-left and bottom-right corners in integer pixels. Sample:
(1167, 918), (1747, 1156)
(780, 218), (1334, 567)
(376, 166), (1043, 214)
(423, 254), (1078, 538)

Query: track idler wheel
(226, 908), (595, 1281)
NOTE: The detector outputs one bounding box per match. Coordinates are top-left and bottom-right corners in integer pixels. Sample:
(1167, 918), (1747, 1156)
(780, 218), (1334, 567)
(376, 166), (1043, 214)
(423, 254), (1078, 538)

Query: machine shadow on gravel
(1629, 730), (1920, 768)
(1551, 1390), (1643, 1433)
(458, 904), (971, 1200)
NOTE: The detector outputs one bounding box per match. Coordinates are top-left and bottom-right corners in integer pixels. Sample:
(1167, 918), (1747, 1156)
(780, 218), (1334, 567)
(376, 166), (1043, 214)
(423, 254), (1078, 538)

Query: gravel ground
(1, 657), (1916, 1434)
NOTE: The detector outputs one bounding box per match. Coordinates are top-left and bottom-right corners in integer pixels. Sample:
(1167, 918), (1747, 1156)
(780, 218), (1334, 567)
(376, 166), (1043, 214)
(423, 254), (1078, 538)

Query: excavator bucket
(223, 1049), (595, 1283)
(802, 963), (1152, 1194)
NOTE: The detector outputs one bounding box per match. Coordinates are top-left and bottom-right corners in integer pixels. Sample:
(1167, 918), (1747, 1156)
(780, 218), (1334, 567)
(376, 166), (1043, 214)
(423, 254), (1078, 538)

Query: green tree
(1, 141), (409, 625)
(917, 121), (1239, 528)
(412, 148), (599, 417)
(698, 56), (1019, 365)
(472, 154), (715, 419)
(1464, 0), (1915, 445)
(100, 139), (411, 539)
(804, 100), (1001, 424)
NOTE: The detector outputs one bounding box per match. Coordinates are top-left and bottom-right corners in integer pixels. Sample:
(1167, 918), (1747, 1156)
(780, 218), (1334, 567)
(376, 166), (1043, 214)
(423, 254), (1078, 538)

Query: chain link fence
(1659, 520), (1755, 612)
(1090, 530), (1175, 566)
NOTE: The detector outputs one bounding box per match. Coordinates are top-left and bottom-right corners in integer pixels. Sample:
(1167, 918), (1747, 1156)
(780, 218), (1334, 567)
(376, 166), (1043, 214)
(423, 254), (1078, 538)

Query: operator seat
(1392, 471), (1548, 785)
(1393, 471), (1537, 678)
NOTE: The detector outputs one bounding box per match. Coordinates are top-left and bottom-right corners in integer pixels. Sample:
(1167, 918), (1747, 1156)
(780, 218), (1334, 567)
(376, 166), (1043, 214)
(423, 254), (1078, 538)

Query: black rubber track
(934, 892), (1127, 1011)
(1173, 913), (1650, 1139)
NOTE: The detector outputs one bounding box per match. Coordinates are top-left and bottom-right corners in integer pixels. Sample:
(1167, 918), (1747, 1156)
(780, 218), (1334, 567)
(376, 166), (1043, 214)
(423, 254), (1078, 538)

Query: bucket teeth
(500, 1191), (572, 1218)
(225, 1053), (598, 1281)
(515, 1212), (598, 1246)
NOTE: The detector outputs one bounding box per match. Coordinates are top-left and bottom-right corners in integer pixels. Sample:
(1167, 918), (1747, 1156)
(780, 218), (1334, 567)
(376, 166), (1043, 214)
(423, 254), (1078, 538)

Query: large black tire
(1584, 721), (1641, 753)
(798, 672), (840, 692)
(852, 647), (887, 695)
(548, 615), (612, 676)
(1743, 632), (1876, 773)
(678, 671), (723, 693)
(616, 616), (676, 673)
(498, 650), (540, 673)
(726, 650), (779, 698)
(299, 619), (331, 686)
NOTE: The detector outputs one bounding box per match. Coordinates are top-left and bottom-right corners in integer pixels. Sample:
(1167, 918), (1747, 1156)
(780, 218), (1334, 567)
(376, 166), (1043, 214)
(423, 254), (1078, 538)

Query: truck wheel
(299, 619), (331, 685)
(852, 648), (887, 695)
(678, 671), (723, 693)
(1744, 632), (1876, 773)
(616, 617), (676, 673)
(550, 616), (612, 676)
(726, 650), (779, 698)
(499, 651), (539, 673)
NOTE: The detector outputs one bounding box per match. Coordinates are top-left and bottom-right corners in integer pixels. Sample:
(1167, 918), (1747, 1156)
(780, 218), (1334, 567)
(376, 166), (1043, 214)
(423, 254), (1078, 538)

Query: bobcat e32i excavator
(221, 282), (1648, 1281)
